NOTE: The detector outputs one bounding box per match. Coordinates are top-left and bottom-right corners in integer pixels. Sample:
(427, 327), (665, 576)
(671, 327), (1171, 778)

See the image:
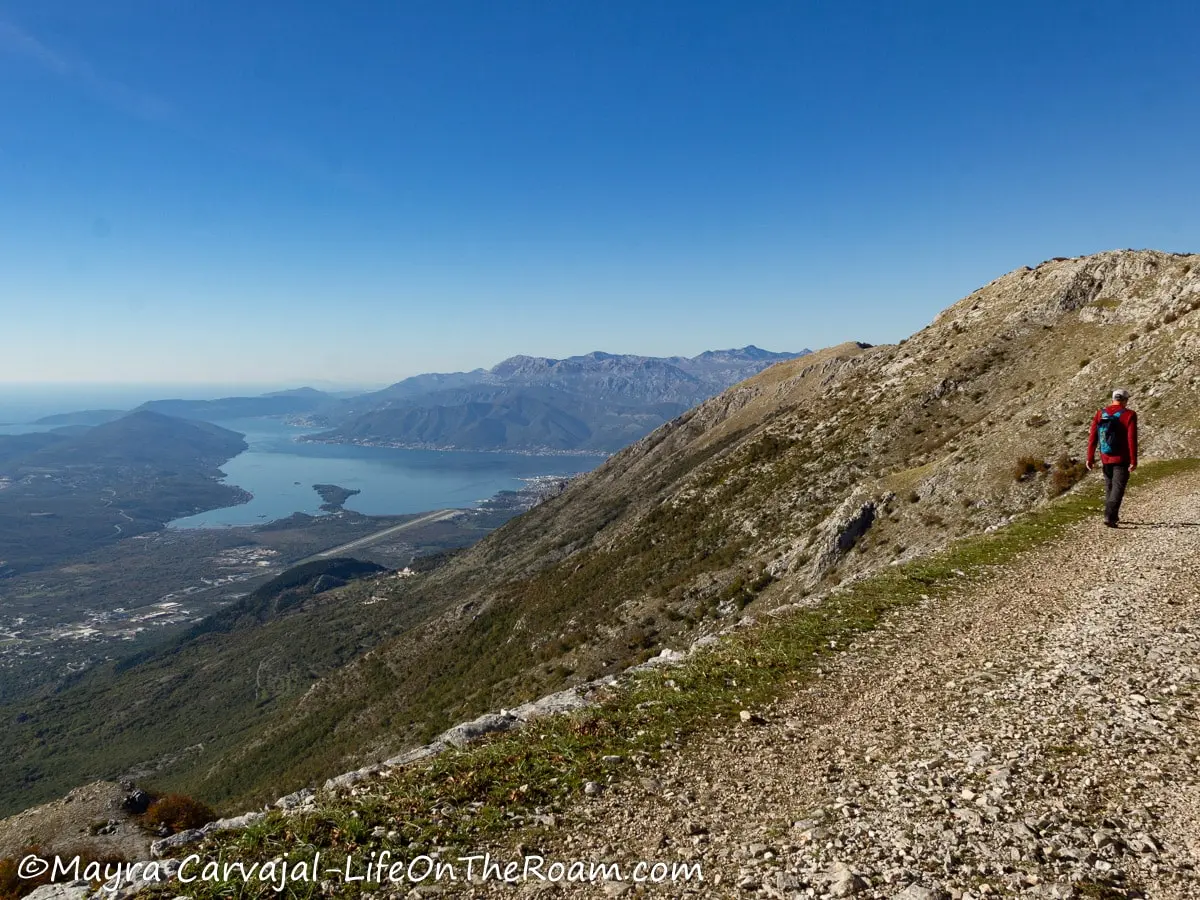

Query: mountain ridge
(30, 347), (809, 454)
(317, 346), (809, 450)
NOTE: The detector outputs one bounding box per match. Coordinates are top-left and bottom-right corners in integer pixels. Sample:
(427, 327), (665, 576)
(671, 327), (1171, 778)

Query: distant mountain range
(33, 409), (128, 427)
(34, 347), (810, 453)
(136, 388), (340, 422)
(0, 347), (808, 573)
(30, 389), (356, 427)
(353, 346), (802, 410)
(317, 347), (810, 451)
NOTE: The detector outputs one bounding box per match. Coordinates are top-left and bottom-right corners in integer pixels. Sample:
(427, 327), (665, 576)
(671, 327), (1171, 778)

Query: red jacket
(1088, 404), (1137, 467)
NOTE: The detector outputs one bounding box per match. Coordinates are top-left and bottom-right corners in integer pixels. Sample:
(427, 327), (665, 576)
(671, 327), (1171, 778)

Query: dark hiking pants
(1103, 462), (1130, 525)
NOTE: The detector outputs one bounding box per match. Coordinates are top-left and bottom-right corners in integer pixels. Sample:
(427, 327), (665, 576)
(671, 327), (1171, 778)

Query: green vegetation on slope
(113, 558), (391, 674)
(0, 575), (434, 816)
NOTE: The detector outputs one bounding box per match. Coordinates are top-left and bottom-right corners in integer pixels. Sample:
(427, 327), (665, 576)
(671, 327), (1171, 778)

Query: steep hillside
(1, 250), (1196, 814)
(458, 464), (1200, 899)
(188, 557), (390, 635)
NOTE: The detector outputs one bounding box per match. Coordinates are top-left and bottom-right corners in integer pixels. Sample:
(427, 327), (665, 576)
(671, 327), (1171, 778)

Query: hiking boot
(1104, 520), (1118, 528)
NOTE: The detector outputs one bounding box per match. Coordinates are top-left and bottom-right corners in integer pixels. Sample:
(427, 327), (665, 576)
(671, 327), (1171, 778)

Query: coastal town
(0, 542), (283, 680)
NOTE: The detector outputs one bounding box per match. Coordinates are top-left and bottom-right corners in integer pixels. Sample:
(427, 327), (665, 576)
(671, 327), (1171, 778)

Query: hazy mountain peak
(263, 387), (328, 398)
(488, 355), (558, 376)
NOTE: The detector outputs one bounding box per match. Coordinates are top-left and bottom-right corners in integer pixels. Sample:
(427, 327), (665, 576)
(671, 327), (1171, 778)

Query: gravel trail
(470, 470), (1200, 899)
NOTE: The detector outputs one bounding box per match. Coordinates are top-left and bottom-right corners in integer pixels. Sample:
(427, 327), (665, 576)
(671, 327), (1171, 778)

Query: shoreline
(169, 470), (587, 533)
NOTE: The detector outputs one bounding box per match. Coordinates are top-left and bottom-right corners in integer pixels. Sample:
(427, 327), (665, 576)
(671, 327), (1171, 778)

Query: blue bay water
(0, 390), (607, 529)
(167, 418), (607, 528)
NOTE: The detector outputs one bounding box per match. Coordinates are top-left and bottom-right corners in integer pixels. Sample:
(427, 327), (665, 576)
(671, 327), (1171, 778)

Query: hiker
(1086, 389), (1138, 528)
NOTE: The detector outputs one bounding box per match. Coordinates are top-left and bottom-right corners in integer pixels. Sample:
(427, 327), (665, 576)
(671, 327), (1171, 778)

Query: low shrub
(1049, 453), (1088, 496)
(0, 847), (50, 900)
(1013, 456), (1047, 482)
(142, 794), (216, 834)
(749, 572), (776, 593)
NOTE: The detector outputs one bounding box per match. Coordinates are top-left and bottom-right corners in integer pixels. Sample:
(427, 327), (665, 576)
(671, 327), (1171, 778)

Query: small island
(312, 483), (361, 513)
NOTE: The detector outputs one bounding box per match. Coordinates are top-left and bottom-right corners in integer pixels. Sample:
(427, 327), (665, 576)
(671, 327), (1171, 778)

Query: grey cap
(1112, 388), (1130, 401)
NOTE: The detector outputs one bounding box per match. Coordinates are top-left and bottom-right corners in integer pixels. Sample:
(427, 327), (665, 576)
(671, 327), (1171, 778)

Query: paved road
(297, 509), (462, 563)
(102, 488), (133, 535)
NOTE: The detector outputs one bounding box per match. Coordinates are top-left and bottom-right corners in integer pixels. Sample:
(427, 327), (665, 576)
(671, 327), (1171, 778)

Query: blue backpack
(1097, 409), (1126, 456)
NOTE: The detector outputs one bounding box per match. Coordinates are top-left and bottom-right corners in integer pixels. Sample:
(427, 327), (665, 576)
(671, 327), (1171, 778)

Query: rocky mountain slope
(17, 453), (1199, 900)
(1, 250), (1197, 819)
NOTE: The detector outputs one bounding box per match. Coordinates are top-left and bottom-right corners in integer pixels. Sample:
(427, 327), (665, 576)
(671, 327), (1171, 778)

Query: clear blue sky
(2, 1), (1198, 387)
